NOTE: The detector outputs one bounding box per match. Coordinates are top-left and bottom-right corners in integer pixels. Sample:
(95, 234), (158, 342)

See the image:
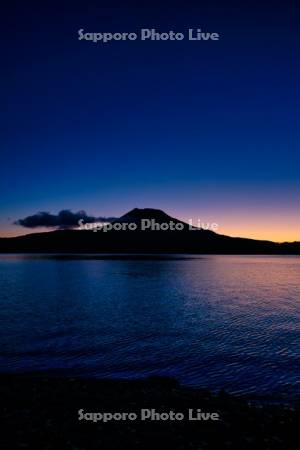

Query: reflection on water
(0, 254), (299, 400)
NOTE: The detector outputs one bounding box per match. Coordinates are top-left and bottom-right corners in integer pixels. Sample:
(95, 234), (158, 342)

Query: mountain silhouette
(118, 208), (179, 223)
(1, 208), (299, 254)
(116, 208), (188, 228)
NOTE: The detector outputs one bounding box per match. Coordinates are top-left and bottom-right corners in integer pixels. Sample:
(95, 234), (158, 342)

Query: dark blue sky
(1, 1), (300, 240)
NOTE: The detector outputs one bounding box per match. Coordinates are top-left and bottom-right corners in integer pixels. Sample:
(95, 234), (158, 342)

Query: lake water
(0, 254), (299, 401)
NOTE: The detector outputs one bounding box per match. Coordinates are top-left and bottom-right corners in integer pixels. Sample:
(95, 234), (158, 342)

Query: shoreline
(1, 374), (299, 449)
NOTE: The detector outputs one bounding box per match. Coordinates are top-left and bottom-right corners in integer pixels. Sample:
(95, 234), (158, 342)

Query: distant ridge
(1, 208), (300, 254)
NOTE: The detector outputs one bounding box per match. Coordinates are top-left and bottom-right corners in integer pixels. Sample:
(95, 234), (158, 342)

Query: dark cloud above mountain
(14, 210), (117, 229)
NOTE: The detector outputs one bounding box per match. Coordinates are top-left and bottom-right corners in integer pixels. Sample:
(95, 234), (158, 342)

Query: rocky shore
(1, 374), (298, 449)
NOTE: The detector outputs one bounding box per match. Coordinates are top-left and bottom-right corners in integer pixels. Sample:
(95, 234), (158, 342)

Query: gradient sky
(1, 1), (300, 241)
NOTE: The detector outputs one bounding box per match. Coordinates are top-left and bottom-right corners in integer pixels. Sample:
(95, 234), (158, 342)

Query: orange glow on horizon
(219, 227), (300, 244)
(180, 214), (300, 243)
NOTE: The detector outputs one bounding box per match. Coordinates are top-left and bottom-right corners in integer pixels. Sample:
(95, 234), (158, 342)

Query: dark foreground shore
(1, 375), (298, 450)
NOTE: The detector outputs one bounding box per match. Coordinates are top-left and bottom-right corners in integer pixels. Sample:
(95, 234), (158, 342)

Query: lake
(0, 254), (299, 402)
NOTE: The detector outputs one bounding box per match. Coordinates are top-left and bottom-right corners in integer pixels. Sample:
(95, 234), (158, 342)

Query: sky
(1, 0), (300, 241)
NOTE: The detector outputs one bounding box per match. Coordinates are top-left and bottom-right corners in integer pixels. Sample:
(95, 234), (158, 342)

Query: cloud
(14, 210), (117, 229)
